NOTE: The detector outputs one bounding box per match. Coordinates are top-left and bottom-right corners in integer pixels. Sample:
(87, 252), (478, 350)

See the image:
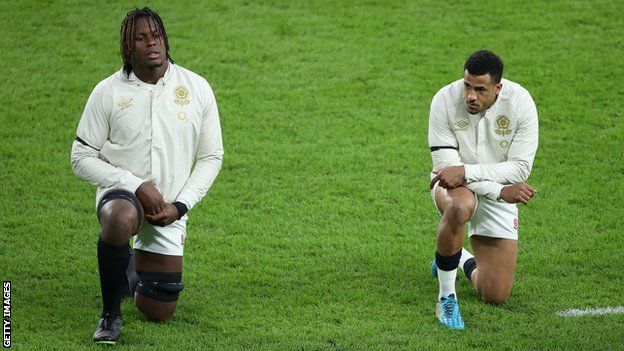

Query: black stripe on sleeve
(430, 146), (458, 152)
(75, 136), (100, 151)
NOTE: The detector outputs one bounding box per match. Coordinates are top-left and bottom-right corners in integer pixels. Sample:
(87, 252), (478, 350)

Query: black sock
(97, 236), (131, 316)
(463, 257), (477, 281)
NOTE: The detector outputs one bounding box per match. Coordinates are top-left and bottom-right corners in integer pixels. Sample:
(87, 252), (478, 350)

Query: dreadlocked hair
(120, 7), (173, 77)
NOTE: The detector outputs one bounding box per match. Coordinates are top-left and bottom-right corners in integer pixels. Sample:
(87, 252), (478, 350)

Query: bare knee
(479, 289), (511, 305)
(443, 201), (474, 227)
(470, 237), (517, 306)
(139, 306), (176, 323)
(136, 294), (177, 322)
(482, 294), (509, 305)
(99, 200), (138, 243)
(132, 254), (183, 322)
(475, 270), (513, 305)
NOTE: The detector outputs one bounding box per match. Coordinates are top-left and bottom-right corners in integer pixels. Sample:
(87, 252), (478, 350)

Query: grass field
(1, 0), (623, 350)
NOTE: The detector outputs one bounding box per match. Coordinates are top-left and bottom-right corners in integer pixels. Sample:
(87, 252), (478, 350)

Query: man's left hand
(145, 203), (179, 227)
(429, 166), (466, 189)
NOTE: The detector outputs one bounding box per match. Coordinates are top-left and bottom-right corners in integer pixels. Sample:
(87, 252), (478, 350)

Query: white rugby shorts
(132, 222), (187, 256)
(431, 183), (519, 240)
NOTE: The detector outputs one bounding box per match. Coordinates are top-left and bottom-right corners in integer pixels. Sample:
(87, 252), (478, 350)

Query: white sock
(458, 248), (474, 272)
(437, 268), (457, 299)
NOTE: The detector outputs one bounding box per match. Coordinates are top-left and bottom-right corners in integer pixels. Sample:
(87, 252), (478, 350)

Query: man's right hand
(135, 182), (165, 215)
(500, 182), (537, 205)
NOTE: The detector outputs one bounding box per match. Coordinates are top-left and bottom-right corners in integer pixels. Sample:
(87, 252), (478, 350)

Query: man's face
(463, 70), (502, 114)
(131, 17), (166, 71)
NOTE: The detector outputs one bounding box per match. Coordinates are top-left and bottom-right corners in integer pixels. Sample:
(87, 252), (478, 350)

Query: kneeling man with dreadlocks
(71, 7), (223, 344)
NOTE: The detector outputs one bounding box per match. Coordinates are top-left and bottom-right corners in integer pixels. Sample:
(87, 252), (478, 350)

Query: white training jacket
(428, 78), (539, 201)
(71, 63), (223, 214)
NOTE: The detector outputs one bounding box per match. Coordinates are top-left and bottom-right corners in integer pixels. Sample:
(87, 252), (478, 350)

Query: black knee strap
(136, 272), (184, 302)
(97, 189), (144, 233)
(435, 250), (462, 271)
(463, 257), (477, 281)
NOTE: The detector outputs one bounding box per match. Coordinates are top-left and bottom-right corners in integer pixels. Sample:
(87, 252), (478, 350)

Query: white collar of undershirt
(129, 71), (158, 91)
(125, 63), (172, 90)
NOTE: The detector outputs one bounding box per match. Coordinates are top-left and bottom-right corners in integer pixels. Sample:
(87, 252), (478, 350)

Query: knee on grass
(480, 290), (511, 305)
(136, 298), (177, 322)
(135, 271), (183, 322)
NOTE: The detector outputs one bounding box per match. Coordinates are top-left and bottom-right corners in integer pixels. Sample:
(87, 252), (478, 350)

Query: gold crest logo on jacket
(495, 116), (512, 135)
(173, 86), (190, 105)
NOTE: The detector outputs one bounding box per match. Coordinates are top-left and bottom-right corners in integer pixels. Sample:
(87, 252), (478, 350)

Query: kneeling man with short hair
(428, 50), (539, 330)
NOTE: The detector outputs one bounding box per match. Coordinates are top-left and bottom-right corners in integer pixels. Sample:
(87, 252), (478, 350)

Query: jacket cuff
(119, 172), (145, 194)
(464, 164), (482, 182)
(486, 182), (505, 202)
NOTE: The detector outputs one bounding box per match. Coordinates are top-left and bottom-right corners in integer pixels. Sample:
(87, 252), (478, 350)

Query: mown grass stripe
(557, 307), (624, 317)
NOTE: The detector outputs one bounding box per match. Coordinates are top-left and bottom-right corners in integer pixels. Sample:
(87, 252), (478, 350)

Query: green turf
(1, 0), (623, 350)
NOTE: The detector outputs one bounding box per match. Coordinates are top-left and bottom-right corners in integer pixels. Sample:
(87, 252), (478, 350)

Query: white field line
(557, 306), (624, 317)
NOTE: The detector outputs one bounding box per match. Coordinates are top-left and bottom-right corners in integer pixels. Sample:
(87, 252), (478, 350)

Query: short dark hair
(120, 7), (174, 77)
(464, 50), (504, 83)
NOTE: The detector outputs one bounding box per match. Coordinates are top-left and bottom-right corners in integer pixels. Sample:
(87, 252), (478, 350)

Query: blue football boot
(436, 294), (465, 330)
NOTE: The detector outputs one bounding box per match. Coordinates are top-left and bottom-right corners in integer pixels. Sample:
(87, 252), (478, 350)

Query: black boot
(93, 313), (123, 344)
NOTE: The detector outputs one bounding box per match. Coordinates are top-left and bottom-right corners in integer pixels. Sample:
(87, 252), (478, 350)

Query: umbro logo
(453, 119), (469, 131)
(118, 97), (133, 110)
